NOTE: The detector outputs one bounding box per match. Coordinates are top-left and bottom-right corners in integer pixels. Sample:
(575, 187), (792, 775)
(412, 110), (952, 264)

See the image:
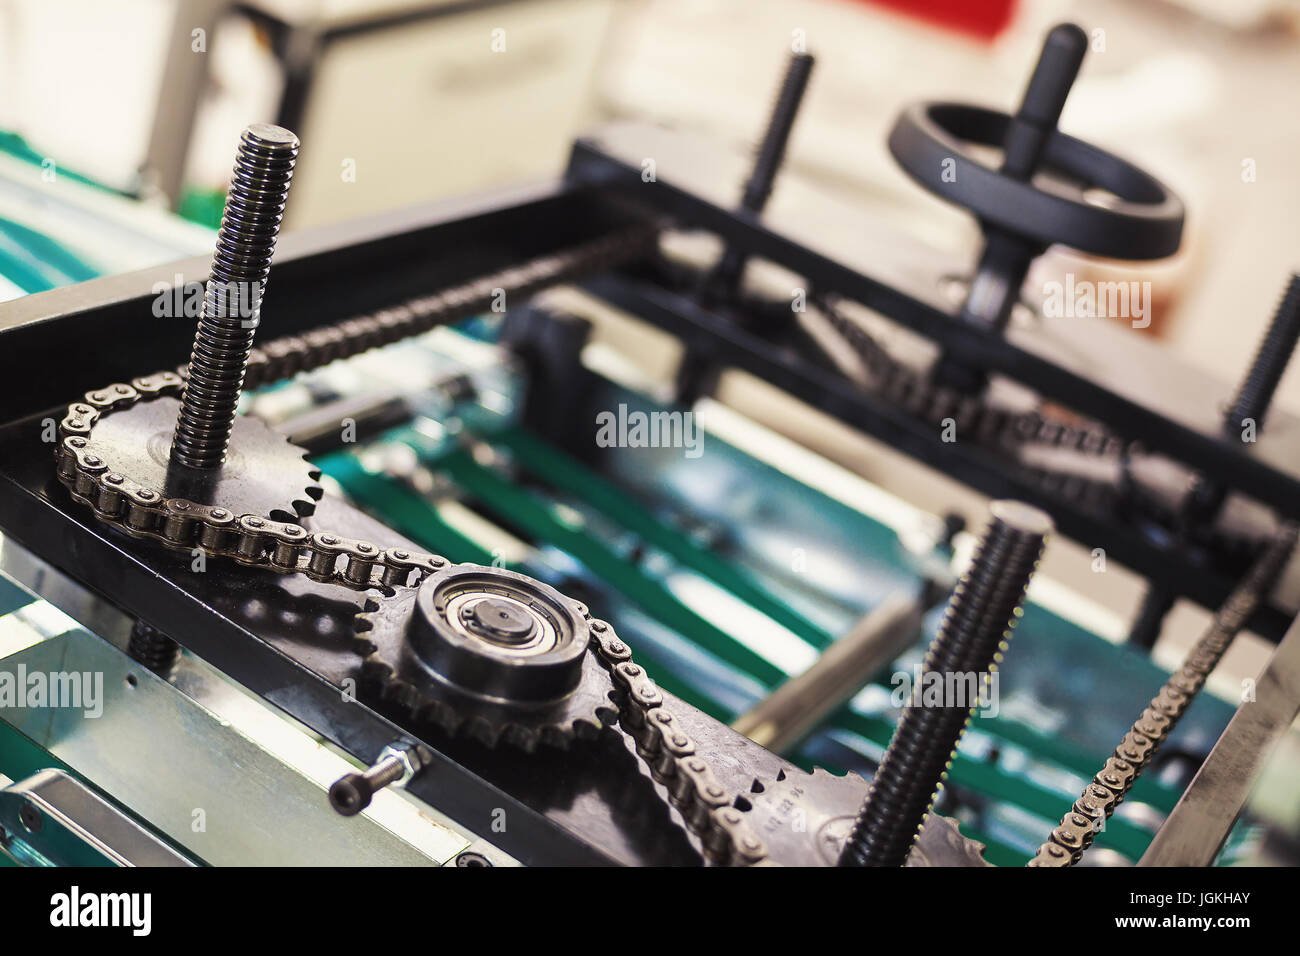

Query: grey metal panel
(0, 628), (460, 865)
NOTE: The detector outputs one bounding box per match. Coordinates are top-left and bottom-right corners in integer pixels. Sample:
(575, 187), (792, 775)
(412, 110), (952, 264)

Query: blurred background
(2, 0), (1299, 416)
(3, 0), (1298, 648)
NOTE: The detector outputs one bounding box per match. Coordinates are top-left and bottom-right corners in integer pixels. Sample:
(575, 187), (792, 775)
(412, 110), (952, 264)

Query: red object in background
(857, 0), (1018, 41)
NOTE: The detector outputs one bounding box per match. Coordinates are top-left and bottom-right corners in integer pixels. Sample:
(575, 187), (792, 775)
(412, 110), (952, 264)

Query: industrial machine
(1, 21), (1298, 869)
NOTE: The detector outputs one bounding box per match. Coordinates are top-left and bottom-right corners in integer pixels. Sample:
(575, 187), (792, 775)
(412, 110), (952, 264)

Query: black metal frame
(2, 124), (1299, 863)
(566, 128), (1300, 641)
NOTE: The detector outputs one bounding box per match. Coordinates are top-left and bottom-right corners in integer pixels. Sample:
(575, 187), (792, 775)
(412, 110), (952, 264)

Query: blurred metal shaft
(732, 592), (924, 754)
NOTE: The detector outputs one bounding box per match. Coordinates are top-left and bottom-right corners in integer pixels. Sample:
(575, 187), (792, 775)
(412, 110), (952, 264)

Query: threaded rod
(1225, 272), (1300, 436)
(709, 51), (815, 295)
(127, 620), (180, 675)
(838, 500), (1051, 867)
(170, 124), (299, 470)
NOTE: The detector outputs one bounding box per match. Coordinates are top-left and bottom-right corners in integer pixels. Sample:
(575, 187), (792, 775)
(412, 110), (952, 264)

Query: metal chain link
(1028, 521), (1298, 867)
(240, 226), (659, 390)
(588, 621), (769, 866)
(816, 295), (1124, 509)
(51, 222), (768, 865)
(56, 373), (450, 592)
(54, 226), (658, 591)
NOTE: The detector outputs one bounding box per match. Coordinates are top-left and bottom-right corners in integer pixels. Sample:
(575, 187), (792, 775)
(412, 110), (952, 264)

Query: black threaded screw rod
(838, 501), (1052, 867)
(741, 50), (815, 212)
(709, 51), (815, 295)
(170, 124), (299, 471)
(1225, 272), (1300, 436)
(1173, 273), (1300, 536)
(127, 620), (181, 675)
(1129, 272), (1300, 648)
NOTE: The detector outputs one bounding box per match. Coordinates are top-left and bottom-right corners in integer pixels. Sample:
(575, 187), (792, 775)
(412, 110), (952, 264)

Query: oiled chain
(53, 222), (768, 865)
(1028, 522), (1298, 867)
(53, 226), (657, 592)
(588, 621), (769, 866)
(56, 373), (452, 592)
(242, 227), (659, 389)
(817, 296), (1124, 509)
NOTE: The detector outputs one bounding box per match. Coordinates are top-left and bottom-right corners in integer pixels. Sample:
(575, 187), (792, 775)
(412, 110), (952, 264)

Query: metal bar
(732, 592), (924, 754)
(140, 0), (223, 210)
(1139, 612), (1300, 866)
(1, 627), (465, 866)
(0, 178), (633, 422)
(0, 770), (195, 867)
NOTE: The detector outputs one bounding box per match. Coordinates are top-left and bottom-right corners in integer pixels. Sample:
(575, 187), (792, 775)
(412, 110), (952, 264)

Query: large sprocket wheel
(79, 394), (322, 523)
(740, 767), (992, 866)
(353, 564), (618, 751)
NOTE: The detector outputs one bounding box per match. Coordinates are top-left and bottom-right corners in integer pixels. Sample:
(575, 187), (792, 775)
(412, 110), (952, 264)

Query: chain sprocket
(353, 566), (619, 750)
(46, 223), (791, 865)
(77, 391), (322, 524)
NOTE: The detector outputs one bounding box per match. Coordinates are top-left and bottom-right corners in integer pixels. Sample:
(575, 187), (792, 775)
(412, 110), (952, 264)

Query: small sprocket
(353, 564), (618, 751)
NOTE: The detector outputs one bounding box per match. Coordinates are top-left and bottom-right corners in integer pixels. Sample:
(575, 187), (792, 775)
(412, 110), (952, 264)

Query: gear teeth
(350, 575), (617, 753)
(359, 655), (394, 684)
(738, 765), (989, 867)
(811, 766), (866, 786)
(415, 697), (461, 735)
(500, 722), (537, 751)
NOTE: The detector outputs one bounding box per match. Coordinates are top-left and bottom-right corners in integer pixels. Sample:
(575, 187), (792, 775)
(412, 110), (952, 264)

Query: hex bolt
(1182, 273), (1300, 527)
(707, 51), (815, 297)
(838, 500), (1052, 867)
(170, 124), (300, 471)
(329, 742), (428, 817)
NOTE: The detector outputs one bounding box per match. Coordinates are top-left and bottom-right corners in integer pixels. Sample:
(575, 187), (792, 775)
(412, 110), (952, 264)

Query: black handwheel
(886, 22), (1186, 391)
(888, 102), (1184, 260)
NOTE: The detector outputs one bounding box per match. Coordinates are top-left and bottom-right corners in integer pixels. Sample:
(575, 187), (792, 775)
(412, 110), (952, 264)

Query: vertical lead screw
(1225, 272), (1300, 436)
(1130, 272), (1300, 648)
(707, 51), (815, 296)
(839, 501), (1052, 867)
(170, 124), (300, 471)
